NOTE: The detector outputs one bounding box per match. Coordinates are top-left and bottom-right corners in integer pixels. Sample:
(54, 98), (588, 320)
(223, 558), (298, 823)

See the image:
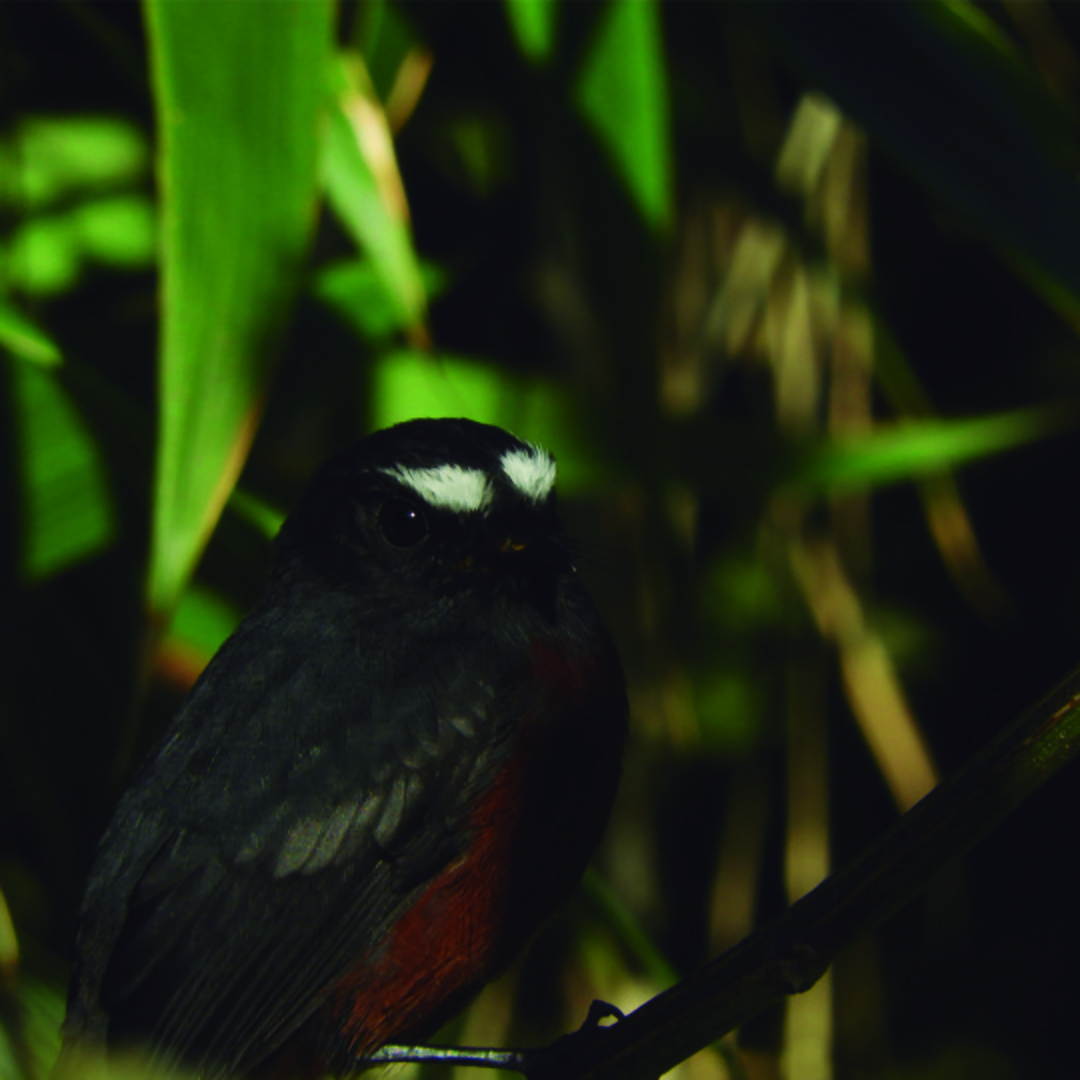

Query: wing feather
(67, 598), (513, 1077)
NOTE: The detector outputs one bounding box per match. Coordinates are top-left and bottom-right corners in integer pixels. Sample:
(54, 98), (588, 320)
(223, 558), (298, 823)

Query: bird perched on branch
(60, 418), (628, 1079)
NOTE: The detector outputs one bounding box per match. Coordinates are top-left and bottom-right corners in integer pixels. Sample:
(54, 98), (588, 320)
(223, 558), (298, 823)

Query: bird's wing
(69, 602), (517, 1077)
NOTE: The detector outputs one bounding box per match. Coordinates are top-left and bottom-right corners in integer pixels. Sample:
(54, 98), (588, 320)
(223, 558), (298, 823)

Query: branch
(525, 659), (1080, 1079)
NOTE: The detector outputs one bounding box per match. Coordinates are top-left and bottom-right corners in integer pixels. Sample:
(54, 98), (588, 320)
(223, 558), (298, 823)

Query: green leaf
(0, 115), (148, 211)
(4, 196), (155, 296)
(350, 0), (418, 105)
(575, 0), (673, 232)
(790, 404), (1078, 493)
(7, 357), (116, 580)
(227, 486), (287, 542)
(312, 257), (448, 341)
(144, 0), (333, 616)
(6, 214), (81, 296)
(371, 349), (603, 491)
(2, 977), (64, 1080)
(322, 54), (427, 333)
(167, 583), (242, 658)
(0, 300), (62, 366)
(374, 348), (504, 425)
(72, 194), (156, 268)
(0, 883), (15, 975)
(505, 0), (558, 66)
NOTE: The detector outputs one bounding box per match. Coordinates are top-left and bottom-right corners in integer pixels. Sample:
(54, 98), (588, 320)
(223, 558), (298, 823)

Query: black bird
(60, 418), (628, 1079)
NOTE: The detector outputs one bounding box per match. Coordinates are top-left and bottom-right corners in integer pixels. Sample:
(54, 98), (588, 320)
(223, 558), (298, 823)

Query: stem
(528, 660), (1080, 1080)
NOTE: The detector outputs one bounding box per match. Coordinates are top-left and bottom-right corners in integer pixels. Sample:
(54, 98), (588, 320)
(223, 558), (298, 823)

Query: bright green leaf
(505, 0), (558, 65)
(7, 356), (116, 580)
(374, 348), (504, 425)
(0, 300), (62, 366)
(576, 0), (673, 232)
(791, 404), (1078, 493)
(0, 116), (148, 211)
(145, 0), (333, 616)
(313, 257), (448, 340)
(6, 214), (81, 295)
(372, 349), (603, 491)
(73, 194), (156, 268)
(5, 195), (154, 295)
(323, 54), (427, 332)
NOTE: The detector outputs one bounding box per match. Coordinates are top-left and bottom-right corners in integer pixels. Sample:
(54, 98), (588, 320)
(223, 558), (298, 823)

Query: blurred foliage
(4, 2), (1080, 1078)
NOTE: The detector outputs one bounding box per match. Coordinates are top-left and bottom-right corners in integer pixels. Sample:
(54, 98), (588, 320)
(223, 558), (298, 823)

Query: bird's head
(271, 419), (578, 628)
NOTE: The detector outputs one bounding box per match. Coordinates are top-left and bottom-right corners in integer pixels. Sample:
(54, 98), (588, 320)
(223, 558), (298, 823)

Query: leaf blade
(144, 0), (333, 615)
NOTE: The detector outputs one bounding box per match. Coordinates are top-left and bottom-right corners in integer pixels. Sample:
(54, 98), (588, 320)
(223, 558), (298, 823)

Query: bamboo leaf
(505, 0), (558, 66)
(7, 358), (116, 580)
(144, 0), (333, 616)
(227, 487), (287, 542)
(0, 300), (62, 367)
(791, 404), (1077, 493)
(371, 349), (602, 491)
(0, 115), (148, 211)
(168, 583), (243, 660)
(575, 0), (673, 233)
(322, 54), (427, 334)
(312, 257), (448, 341)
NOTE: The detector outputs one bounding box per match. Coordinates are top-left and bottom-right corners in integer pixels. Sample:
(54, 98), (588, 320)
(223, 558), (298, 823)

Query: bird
(59, 417), (628, 1079)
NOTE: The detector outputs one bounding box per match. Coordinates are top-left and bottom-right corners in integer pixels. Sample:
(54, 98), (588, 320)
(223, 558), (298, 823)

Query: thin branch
(525, 659), (1080, 1079)
(364, 1044), (533, 1071)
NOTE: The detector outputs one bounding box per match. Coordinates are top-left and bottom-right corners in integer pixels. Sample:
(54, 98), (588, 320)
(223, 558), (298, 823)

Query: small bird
(60, 418), (628, 1079)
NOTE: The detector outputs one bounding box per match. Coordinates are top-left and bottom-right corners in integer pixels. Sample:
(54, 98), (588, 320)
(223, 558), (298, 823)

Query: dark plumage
(61, 419), (627, 1078)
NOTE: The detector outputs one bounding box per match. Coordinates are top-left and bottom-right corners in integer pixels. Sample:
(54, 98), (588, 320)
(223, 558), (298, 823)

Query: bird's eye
(378, 498), (429, 548)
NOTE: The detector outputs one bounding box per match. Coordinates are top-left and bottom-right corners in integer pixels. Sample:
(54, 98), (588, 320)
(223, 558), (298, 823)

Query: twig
(531, 660), (1080, 1079)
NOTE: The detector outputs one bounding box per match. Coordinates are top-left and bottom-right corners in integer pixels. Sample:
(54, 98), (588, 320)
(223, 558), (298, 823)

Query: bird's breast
(323, 632), (627, 1063)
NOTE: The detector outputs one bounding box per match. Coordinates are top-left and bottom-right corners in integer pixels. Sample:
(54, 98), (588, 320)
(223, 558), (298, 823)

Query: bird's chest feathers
(328, 635), (623, 1054)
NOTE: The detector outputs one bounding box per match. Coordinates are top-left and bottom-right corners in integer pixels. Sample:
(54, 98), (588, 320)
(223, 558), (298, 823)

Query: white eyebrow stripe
(380, 464), (493, 512)
(501, 445), (556, 503)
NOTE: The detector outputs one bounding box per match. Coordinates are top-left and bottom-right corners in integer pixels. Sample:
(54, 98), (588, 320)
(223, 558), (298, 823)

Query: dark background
(3, 3), (1080, 1078)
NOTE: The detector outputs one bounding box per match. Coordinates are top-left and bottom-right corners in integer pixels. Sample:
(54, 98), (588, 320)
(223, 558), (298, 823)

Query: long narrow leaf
(7, 358), (116, 580)
(792, 403), (1079, 493)
(144, 0), (333, 616)
(322, 54), (427, 333)
(575, 1), (673, 233)
(0, 300), (61, 367)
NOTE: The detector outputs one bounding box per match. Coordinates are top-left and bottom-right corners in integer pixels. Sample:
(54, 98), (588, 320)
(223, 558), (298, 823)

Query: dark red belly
(330, 742), (540, 1054)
